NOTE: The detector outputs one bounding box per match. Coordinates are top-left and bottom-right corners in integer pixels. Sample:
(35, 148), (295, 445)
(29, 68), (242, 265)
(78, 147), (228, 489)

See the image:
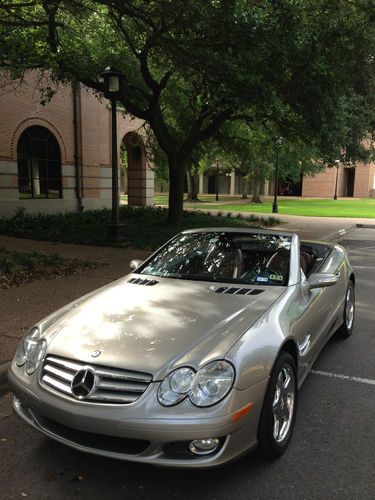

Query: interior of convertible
(139, 232), (291, 286)
(300, 241), (332, 278)
(139, 232), (334, 286)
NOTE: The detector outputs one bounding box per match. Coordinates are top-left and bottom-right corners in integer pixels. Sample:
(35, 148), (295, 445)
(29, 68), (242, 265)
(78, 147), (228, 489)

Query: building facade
(302, 163), (375, 198)
(193, 163), (375, 199)
(0, 71), (154, 217)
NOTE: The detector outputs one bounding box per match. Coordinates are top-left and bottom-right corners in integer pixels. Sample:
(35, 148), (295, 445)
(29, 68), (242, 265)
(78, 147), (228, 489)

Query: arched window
(132, 144), (142, 160)
(17, 126), (62, 199)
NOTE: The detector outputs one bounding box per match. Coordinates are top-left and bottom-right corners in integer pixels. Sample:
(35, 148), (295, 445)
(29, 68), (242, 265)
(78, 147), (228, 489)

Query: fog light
(189, 438), (219, 455)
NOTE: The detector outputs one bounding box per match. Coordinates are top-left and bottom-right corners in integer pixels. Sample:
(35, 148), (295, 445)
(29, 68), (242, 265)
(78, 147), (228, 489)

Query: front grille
(40, 355), (152, 404)
(31, 409), (149, 455)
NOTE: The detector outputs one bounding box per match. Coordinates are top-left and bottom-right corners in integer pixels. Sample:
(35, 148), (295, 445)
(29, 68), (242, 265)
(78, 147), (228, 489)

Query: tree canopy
(1, 0), (374, 222)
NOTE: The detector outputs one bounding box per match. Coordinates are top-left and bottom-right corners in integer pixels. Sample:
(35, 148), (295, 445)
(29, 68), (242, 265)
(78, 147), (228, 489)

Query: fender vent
(128, 277), (159, 286)
(215, 287), (264, 296)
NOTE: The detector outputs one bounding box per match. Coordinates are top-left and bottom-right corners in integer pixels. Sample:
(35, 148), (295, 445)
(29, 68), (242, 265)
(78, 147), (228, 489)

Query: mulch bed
(0, 247), (100, 289)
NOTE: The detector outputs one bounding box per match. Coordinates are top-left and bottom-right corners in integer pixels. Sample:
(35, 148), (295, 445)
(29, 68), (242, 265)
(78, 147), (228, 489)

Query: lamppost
(333, 159), (340, 200)
(215, 158), (220, 202)
(100, 67), (125, 242)
(272, 136), (283, 214)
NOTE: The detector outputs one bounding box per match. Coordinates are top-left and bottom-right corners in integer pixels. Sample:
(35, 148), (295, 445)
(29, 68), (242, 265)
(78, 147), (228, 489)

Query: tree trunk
(186, 164), (199, 201)
(251, 176), (262, 203)
(241, 175), (248, 199)
(192, 163), (199, 201)
(168, 156), (186, 224)
(186, 168), (193, 201)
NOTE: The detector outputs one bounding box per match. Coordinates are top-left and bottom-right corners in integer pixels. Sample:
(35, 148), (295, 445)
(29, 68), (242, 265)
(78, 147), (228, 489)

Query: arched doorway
(17, 125), (62, 199)
(122, 132), (154, 206)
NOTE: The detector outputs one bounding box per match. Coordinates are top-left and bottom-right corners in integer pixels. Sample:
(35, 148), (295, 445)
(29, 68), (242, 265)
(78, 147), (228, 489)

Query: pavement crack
(0, 413), (13, 424)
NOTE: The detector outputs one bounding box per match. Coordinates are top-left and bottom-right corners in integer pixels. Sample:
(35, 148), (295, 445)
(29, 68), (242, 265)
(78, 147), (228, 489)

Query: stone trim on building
(10, 116), (68, 164)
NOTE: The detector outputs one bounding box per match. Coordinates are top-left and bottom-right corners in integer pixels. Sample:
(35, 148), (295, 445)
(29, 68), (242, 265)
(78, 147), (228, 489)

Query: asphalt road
(0, 227), (374, 500)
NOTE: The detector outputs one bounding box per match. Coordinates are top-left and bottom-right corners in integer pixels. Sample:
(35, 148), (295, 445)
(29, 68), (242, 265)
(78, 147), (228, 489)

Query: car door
(290, 245), (345, 379)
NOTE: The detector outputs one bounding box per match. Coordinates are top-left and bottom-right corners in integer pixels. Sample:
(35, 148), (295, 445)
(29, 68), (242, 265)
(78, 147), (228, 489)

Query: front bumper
(8, 363), (268, 468)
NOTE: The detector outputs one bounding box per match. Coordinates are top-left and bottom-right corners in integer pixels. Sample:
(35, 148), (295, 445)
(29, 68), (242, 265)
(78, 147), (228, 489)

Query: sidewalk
(0, 214), (373, 386)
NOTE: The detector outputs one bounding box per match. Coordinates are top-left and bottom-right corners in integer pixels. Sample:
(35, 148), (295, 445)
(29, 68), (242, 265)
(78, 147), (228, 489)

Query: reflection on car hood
(42, 275), (285, 378)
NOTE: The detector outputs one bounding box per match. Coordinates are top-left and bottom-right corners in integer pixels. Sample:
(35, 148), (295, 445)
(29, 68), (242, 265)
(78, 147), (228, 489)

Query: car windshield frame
(137, 231), (292, 287)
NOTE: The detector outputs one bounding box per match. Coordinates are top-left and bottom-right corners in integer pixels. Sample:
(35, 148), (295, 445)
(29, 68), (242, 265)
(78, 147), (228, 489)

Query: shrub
(0, 206), (276, 250)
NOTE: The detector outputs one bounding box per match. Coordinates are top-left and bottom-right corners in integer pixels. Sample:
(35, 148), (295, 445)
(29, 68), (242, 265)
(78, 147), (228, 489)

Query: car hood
(41, 275), (285, 379)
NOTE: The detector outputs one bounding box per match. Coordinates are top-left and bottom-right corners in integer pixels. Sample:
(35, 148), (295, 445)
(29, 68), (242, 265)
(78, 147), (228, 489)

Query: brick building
(301, 163), (375, 198)
(193, 162), (375, 199)
(0, 71), (154, 217)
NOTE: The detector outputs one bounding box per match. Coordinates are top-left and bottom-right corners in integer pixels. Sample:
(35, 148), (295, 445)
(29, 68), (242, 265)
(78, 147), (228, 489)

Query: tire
(337, 280), (355, 338)
(257, 352), (297, 459)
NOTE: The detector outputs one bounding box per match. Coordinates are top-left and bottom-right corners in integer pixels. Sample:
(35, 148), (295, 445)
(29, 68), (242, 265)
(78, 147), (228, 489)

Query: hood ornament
(91, 350), (101, 358)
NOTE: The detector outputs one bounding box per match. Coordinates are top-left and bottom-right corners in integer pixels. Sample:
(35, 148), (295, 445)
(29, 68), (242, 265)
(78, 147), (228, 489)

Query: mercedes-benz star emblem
(71, 368), (96, 399)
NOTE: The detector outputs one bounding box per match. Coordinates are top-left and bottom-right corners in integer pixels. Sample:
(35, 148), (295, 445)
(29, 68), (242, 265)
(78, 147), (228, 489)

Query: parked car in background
(279, 181), (293, 195)
(8, 228), (355, 468)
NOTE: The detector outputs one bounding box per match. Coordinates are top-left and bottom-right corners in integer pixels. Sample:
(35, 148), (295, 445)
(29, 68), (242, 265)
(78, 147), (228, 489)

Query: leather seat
(204, 248), (245, 278)
(300, 251), (312, 277)
(233, 249), (245, 278)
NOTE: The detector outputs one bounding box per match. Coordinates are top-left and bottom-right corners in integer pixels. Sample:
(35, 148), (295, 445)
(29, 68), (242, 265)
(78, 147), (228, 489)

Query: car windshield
(139, 232), (291, 286)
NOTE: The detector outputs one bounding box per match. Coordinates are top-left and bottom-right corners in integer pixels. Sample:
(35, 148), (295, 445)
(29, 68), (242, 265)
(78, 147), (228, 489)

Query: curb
(0, 362), (10, 394)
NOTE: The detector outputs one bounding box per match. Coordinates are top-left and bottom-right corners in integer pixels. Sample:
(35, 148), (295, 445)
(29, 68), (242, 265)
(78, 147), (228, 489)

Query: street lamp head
(275, 136), (283, 150)
(100, 67), (124, 99)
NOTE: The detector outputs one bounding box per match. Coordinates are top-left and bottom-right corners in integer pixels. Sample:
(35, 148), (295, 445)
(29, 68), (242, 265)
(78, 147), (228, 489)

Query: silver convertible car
(8, 228), (355, 468)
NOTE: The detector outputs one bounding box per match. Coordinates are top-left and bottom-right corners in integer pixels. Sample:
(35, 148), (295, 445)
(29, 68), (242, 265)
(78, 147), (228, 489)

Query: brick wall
(302, 164), (375, 198)
(303, 166), (342, 197)
(354, 162), (375, 198)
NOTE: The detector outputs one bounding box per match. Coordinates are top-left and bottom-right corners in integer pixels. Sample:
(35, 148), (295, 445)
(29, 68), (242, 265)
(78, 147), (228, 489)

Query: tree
(1, 1), (375, 222)
(212, 123), (275, 203)
(201, 121), (325, 203)
(0, 0), (251, 222)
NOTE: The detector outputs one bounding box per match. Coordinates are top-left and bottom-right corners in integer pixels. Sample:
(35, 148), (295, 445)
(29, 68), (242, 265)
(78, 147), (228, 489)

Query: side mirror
(303, 272), (340, 294)
(130, 259), (144, 271)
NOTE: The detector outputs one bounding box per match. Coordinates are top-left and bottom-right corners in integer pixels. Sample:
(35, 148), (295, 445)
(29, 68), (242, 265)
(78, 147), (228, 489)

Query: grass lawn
(0, 248), (98, 289)
(193, 198), (375, 218)
(0, 206), (277, 250)
(122, 194), (375, 218)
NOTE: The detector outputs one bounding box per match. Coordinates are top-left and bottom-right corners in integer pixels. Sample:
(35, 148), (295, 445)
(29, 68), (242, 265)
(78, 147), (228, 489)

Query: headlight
(15, 327), (46, 375)
(189, 360), (234, 407)
(157, 360), (234, 408)
(158, 367), (195, 406)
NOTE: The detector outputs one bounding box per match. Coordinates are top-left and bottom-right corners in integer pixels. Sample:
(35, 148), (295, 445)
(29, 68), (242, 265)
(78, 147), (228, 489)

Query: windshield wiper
(158, 274), (219, 282)
(175, 275), (220, 282)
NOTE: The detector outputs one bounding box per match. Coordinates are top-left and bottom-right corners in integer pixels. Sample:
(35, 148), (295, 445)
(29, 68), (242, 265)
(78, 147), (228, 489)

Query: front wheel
(337, 280), (355, 338)
(257, 352), (297, 459)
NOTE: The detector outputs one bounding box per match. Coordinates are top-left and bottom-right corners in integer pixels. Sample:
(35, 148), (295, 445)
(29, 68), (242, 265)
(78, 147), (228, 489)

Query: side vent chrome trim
(298, 334), (311, 356)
